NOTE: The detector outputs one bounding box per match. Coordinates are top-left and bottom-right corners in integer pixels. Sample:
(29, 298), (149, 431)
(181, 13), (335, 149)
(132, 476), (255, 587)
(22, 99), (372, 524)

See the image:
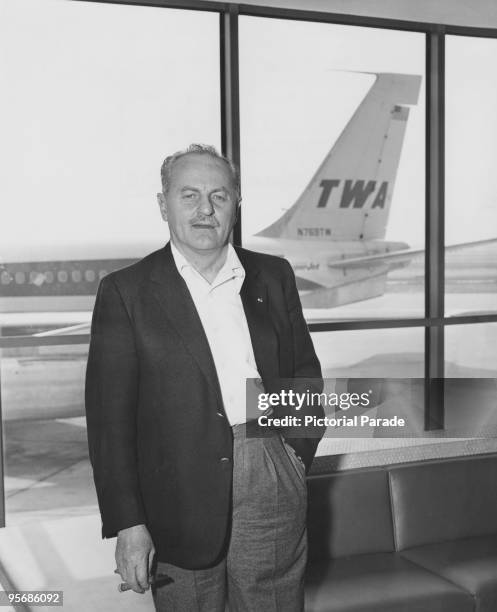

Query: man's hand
(115, 524), (156, 594)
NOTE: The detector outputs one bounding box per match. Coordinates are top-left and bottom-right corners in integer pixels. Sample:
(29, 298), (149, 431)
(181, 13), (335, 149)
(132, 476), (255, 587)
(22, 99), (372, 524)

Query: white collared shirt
(170, 241), (261, 425)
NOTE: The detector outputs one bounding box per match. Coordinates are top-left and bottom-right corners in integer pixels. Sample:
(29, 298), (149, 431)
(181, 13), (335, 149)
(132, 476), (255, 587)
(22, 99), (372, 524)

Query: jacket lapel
(147, 243), (280, 397)
(147, 243), (223, 403)
(237, 249), (280, 382)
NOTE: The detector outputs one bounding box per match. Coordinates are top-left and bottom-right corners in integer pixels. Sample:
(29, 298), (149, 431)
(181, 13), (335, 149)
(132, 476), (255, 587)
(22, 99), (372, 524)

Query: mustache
(190, 217), (219, 227)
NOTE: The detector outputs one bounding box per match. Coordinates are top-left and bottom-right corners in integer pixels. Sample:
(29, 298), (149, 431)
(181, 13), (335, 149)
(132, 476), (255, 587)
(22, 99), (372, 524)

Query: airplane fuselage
(0, 237), (410, 319)
(246, 236), (409, 297)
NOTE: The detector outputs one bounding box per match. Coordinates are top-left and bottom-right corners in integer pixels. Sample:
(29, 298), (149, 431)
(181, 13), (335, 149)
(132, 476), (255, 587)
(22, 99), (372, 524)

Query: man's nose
(198, 194), (215, 216)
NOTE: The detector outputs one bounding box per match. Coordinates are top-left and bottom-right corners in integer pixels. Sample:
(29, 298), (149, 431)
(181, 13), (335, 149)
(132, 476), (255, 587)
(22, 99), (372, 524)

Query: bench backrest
(388, 453), (497, 550)
(307, 468), (395, 561)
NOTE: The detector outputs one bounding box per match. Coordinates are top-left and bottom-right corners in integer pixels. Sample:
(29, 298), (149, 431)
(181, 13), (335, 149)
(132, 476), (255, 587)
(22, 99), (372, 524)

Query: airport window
(1, 344), (90, 526)
(2, 9), (497, 612)
(2, 0), (497, 539)
(311, 327), (425, 458)
(239, 17), (426, 323)
(0, 0), (220, 299)
(0, 0), (221, 528)
(312, 328), (424, 379)
(441, 323), (497, 440)
(445, 35), (497, 316)
(445, 323), (497, 378)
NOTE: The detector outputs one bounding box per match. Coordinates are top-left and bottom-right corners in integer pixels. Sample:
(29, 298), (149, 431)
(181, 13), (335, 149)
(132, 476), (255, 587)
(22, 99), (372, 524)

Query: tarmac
(0, 416), (154, 611)
(0, 513), (154, 612)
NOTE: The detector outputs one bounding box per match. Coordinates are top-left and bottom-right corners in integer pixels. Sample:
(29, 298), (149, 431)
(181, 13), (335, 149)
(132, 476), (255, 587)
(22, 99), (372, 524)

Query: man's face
(157, 153), (239, 255)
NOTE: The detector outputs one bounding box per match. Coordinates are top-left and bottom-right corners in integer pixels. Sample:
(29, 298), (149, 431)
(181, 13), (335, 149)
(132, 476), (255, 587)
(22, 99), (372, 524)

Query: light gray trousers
(152, 423), (308, 611)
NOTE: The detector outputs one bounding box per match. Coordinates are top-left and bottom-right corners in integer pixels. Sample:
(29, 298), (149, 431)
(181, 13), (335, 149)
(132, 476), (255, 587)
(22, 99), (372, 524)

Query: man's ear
(234, 199), (242, 223)
(157, 192), (168, 222)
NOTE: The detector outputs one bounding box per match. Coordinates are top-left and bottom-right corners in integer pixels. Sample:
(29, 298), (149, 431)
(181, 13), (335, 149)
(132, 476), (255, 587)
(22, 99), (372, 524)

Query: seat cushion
(305, 552), (473, 612)
(402, 535), (497, 612)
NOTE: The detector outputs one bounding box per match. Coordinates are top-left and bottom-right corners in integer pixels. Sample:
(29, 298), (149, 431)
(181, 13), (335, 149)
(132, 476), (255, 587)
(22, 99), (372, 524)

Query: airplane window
(44, 270), (54, 283)
(29, 270), (47, 286)
(57, 270), (68, 283)
(15, 271), (26, 284)
(98, 270), (107, 280)
(85, 269), (96, 282)
(445, 36), (497, 316)
(239, 17), (425, 323)
(71, 270), (82, 283)
(1, 271), (12, 284)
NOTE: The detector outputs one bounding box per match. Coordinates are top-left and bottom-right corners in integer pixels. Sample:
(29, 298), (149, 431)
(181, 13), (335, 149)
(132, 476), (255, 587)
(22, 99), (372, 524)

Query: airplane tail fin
(256, 73), (421, 241)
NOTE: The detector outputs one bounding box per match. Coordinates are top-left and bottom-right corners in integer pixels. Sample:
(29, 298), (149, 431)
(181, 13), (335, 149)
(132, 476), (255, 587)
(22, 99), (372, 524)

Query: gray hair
(160, 144), (240, 199)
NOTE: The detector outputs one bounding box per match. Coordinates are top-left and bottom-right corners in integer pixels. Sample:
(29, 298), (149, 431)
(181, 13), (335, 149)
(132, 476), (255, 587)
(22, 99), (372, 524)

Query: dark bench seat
(305, 453), (497, 612)
(306, 552), (473, 612)
(402, 536), (497, 612)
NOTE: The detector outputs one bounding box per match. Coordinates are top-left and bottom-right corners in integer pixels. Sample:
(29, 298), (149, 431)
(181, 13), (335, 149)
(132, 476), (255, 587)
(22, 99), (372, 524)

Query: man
(85, 144), (324, 611)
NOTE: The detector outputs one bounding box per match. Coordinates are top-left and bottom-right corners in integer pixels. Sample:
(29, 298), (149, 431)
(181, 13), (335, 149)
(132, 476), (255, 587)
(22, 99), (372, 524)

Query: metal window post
(425, 29), (445, 430)
(220, 5), (242, 246)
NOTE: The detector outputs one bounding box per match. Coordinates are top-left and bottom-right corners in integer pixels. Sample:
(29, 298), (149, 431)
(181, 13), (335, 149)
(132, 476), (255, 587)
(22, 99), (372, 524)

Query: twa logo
(318, 179), (389, 209)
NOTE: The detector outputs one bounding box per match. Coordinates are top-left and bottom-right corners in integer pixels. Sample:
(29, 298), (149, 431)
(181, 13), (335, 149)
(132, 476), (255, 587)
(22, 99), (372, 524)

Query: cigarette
(115, 570), (171, 592)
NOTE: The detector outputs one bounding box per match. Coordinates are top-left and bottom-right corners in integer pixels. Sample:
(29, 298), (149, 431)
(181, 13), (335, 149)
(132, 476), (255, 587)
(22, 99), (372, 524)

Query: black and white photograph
(1, 0), (497, 610)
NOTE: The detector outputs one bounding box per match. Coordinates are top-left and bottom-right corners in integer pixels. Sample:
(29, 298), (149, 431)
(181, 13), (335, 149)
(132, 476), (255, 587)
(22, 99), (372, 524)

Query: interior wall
(225, 0), (497, 30)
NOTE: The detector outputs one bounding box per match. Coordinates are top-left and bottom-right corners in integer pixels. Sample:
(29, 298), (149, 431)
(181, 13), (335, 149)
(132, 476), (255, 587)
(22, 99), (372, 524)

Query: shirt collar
(170, 241), (245, 291)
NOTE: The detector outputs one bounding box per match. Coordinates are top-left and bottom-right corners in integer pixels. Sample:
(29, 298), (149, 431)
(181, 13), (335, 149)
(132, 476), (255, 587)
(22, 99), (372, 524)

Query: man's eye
(183, 193), (197, 200)
(212, 193), (228, 202)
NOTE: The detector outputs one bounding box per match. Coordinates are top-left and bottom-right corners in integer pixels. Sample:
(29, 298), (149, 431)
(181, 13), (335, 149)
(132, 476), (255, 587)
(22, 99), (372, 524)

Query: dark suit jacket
(85, 242), (324, 569)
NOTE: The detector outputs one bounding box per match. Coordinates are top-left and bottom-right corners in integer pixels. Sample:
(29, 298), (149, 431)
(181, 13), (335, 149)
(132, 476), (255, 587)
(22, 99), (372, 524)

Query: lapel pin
(257, 297), (264, 303)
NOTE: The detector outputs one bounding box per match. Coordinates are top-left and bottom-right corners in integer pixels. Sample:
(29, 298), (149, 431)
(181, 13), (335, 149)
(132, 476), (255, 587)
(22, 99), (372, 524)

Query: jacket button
(220, 457), (231, 463)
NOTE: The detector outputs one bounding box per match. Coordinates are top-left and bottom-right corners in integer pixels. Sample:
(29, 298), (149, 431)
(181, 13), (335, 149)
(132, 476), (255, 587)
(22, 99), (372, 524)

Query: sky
(445, 35), (497, 244)
(0, 0), (496, 259)
(0, 0), (220, 257)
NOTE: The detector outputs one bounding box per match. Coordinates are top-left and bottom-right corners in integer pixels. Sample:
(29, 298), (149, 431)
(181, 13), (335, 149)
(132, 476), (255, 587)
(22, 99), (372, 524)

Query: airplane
(1, 72), (496, 337)
(248, 72), (422, 309)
